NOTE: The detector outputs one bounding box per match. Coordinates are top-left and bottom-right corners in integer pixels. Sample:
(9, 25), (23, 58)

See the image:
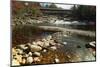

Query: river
(12, 19), (96, 64)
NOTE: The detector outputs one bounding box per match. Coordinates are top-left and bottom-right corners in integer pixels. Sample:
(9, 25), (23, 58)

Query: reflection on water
(32, 20), (96, 31)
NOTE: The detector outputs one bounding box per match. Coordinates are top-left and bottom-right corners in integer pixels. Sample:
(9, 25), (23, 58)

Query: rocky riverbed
(12, 16), (96, 66)
(12, 31), (96, 66)
(12, 15), (58, 26)
(12, 35), (67, 66)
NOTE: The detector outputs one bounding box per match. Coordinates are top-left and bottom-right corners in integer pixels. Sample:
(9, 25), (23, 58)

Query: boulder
(50, 46), (57, 50)
(42, 38), (47, 42)
(49, 40), (56, 46)
(89, 41), (96, 48)
(23, 54), (29, 58)
(36, 41), (44, 46)
(43, 41), (50, 48)
(46, 35), (52, 41)
(56, 43), (62, 46)
(30, 45), (42, 52)
(63, 34), (68, 37)
(21, 58), (26, 64)
(16, 49), (23, 55)
(54, 58), (60, 63)
(12, 48), (17, 55)
(85, 41), (96, 48)
(32, 42), (37, 45)
(33, 52), (41, 57)
(12, 59), (20, 66)
(26, 57), (33, 64)
(14, 55), (22, 63)
(28, 52), (33, 56)
(33, 57), (41, 62)
(18, 44), (28, 50)
(27, 43), (32, 46)
(63, 42), (67, 45)
(42, 49), (47, 53)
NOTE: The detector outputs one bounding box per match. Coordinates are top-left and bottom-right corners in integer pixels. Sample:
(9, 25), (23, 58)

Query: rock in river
(12, 59), (20, 66)
(46, 35), (52, 40)
(30, 45), (42, 52)
(42, 38), (47, 42)
(12, 48), (17, 55)
(50, 46), (57, 50)
(85, 41), (96, 48)
(42, 49), (47, 53)
(63, 42), (67, 45)
(18, 44), (28, 50)
(36, 41), (44, 46)
(28, 52), (33, 56)
(54, 58), (60, 63)
(33, 57), (41, 62)
(27, 57), (33, 64)
(43, 41), (50, 48)
(14, 55), (22, 63)
(16, 49), (23, 55)
(49, 40), (56, 46)
(33, 52), (41, 57)
(21, 58), (26, 64)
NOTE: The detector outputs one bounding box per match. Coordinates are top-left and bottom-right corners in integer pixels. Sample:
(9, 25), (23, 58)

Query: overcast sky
(55, 4), (74, 9)
(40, 3), (74, 9)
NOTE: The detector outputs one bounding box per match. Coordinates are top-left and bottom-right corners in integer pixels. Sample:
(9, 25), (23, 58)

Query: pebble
(27, 57), (33, 64)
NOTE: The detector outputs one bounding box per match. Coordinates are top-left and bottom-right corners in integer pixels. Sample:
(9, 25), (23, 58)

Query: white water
(53, 20), (87, 25)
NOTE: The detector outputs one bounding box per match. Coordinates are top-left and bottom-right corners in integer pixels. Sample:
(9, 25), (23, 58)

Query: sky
(40, 3), (74, 9)
(55, 4), (74, 9)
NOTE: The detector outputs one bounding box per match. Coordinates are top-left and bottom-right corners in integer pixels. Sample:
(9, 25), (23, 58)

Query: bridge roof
(39, 8), (72, 11)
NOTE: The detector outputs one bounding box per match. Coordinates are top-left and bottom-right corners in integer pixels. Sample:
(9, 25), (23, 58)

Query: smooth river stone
(33, 52), (41, 57)
(30, 45), (42, 52)
(27, 57), (33, 64)
(12, 59), (20, 66)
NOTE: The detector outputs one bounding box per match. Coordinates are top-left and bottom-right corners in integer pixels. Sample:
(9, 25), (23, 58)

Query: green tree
(49, 3), (57, 8)
(71, 5), (96, 21)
